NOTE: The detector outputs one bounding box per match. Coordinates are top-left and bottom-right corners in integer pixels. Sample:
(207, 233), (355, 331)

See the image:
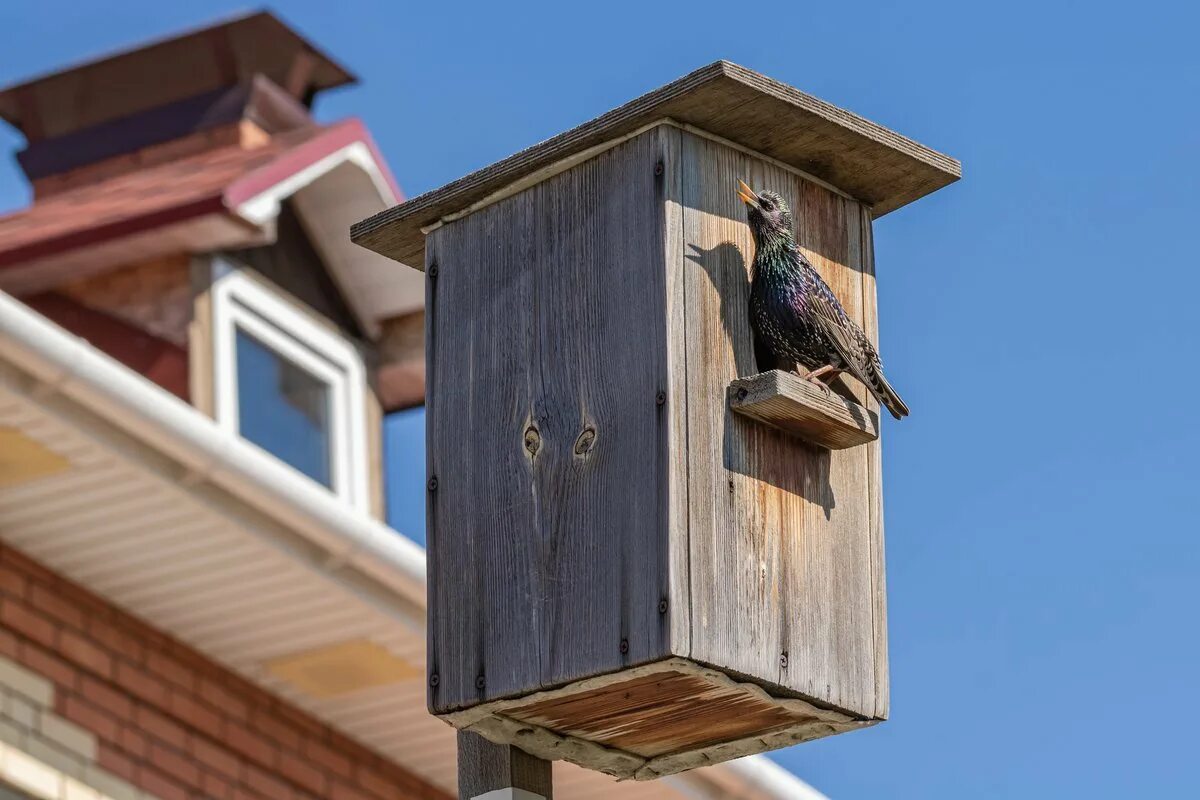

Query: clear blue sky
(3, 2), (1198, 797)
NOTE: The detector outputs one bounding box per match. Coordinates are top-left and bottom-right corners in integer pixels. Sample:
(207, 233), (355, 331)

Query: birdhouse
(352, 62), (959, 780)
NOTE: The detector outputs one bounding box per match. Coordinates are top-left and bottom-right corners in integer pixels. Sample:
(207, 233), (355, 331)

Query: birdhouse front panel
(673, 130), (887, 721)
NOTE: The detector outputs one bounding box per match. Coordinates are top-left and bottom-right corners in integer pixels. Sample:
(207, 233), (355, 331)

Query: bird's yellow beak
(736, 179), (759, 208)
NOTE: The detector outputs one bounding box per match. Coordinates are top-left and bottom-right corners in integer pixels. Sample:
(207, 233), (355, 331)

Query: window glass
(235, 327), (333, 488)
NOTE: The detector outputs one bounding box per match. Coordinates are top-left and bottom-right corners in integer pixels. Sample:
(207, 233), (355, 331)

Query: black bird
(737, 180), (909, 419)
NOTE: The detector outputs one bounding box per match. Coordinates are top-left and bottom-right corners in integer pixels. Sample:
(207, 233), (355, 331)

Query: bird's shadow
(685, 242), (836, 520)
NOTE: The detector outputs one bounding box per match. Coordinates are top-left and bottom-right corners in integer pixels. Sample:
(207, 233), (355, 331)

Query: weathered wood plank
(858, 205), (890, 719)
(729, 370), (879, 449)
(677, 131), (878, 717)
(661, 124), (691, 657)
(457, 730), (552, 800)
(351, 62), (961, 269)
(426, 130), (673, 715)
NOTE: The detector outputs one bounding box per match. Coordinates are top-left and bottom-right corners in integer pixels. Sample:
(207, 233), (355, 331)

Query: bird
(737, 179), (910, 420)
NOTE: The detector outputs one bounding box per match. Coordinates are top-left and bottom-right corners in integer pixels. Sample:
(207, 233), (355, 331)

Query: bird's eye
(760, 198), (773, 209)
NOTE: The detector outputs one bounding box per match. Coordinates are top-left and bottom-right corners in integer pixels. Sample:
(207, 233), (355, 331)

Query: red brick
(0, 548), (58, 586)
(202, 770), (235, 800)
(225, 721), (278, 768)
(1, 599), (56, 647)
(87, 618), (144, 662)
(273, 701), (327, 739)
(304, 741), (353, 781)
(199, 677), (249, 720)
(0, 565), (27, 598)
(135, 705), (188, 749)
(251, 707), (301, 750)
(27, 584), (84, 629)
(137, 766), (189, 800)
(18, 642), (78, 689)
(78, 675), (132, 718)
(118, 724), (150, 758)
(148, 742), (201, 788)
(168, 691), (222, 738)
(330, 780), (373, 800)
(244, 763), (293, 798)
(97, 742), (137, 782)
(146, 651), (194, 690)
(0, 627), (19, 660)
(231, 788), (270, 800)
(114, 659), (169, 706)
(58, 629), (113, 676)
(357, 767), (404, 800)
(61, 695), (119, 740)
(190, 735), (241, 779)
(278, 751), (326, 793)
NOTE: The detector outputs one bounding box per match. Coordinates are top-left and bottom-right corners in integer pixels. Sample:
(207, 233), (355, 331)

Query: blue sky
(3, 2), (1198, 797)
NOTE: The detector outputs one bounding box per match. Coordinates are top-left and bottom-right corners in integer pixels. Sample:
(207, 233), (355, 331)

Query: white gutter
(0, 290), (427, 611)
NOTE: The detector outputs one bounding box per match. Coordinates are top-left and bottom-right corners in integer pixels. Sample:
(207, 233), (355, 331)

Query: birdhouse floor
(729, 370), (879, 450)
(438, 658), (873, 781)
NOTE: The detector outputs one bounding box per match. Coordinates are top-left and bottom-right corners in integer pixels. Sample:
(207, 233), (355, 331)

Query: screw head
(429, 673), (440, 687)
(427, 476), (438, 492)
(654, 160), (664, 176)
(779, 652), (789, 669)
(657, 599), (668, 614)
(475, 675), (486, 690)
(428, 262), (439, 278)
(619, 638), (629, 655)
(655, 391), (666, 406)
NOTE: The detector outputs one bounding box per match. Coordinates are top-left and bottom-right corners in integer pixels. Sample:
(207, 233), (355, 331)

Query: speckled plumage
(740, 184), (910, 420)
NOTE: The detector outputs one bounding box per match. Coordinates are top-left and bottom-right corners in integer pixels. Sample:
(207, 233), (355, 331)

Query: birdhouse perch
(353, 61), (959, 781)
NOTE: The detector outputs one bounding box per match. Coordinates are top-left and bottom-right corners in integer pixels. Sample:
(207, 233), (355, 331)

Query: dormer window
(210, 259), (369, 510)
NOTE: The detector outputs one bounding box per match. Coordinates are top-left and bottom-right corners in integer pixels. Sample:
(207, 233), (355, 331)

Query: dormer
(0, 11), (424, 518)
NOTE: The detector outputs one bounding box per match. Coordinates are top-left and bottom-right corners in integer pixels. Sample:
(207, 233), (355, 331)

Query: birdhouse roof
(352, 60), (961, 269)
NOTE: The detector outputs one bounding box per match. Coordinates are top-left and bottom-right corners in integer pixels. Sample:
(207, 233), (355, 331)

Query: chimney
(0, 11), (356, 198)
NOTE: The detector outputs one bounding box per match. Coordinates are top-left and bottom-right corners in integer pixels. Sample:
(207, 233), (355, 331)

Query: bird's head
(737, 180), (794, 244)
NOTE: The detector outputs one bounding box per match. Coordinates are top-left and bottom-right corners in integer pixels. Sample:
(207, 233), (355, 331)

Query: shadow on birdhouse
(353, 61), (959, 781)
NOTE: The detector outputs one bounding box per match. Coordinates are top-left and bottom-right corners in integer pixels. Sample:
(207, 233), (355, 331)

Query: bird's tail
(871, 370), (909, 420)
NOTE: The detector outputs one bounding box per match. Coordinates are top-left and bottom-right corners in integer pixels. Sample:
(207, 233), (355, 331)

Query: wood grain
(729, 370), (879, 449)
(425, 128), (677, 715)
(457, 730), (552, 800)
(351, 61), (960, 269)
(676, 131), (880, 718)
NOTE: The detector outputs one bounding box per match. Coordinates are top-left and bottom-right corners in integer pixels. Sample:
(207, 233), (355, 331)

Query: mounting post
(457, 731), (553, 800)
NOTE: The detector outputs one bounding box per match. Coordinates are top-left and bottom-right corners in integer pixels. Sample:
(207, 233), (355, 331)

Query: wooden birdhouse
(353, 62), (959, 780)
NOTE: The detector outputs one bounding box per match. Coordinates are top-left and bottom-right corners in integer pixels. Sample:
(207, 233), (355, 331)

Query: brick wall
(0, 545), (449, 800)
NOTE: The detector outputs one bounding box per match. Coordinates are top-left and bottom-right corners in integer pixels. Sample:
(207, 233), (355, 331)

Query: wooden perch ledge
(729, 370), (880, 450)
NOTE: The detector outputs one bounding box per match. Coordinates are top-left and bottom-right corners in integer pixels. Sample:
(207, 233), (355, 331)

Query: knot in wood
(573, 427), (596, 456)
(735, 387), (748, 402)
(523, 426), (541, 456)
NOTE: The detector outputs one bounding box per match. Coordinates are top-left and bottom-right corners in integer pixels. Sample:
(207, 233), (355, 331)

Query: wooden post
(457, 731), (552, 800)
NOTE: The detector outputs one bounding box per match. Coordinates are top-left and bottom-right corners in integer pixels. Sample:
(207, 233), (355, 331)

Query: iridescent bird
(737, 180), (909, 419)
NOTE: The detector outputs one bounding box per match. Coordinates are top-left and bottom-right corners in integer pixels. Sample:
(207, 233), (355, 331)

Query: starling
(737, 180), (910, 419)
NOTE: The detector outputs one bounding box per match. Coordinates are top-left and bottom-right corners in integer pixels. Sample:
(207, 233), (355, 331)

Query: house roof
(0, 117), (423, 335)
(0, 10), (355, 141)
(0, 119), (389, 269)
(0, 289), (830, 800)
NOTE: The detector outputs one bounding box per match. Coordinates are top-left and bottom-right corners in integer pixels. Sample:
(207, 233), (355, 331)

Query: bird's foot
(804, 365), (841, 389)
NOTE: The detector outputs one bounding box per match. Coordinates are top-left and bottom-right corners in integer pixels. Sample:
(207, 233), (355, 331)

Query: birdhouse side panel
(675, 131), (884, 719)
(425, 128), (679, 715)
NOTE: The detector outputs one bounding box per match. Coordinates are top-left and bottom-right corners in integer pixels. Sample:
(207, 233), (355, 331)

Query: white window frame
(210, 258), (369, 511)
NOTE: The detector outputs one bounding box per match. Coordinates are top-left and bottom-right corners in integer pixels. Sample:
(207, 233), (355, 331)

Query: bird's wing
(806, 270), (874, 383)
